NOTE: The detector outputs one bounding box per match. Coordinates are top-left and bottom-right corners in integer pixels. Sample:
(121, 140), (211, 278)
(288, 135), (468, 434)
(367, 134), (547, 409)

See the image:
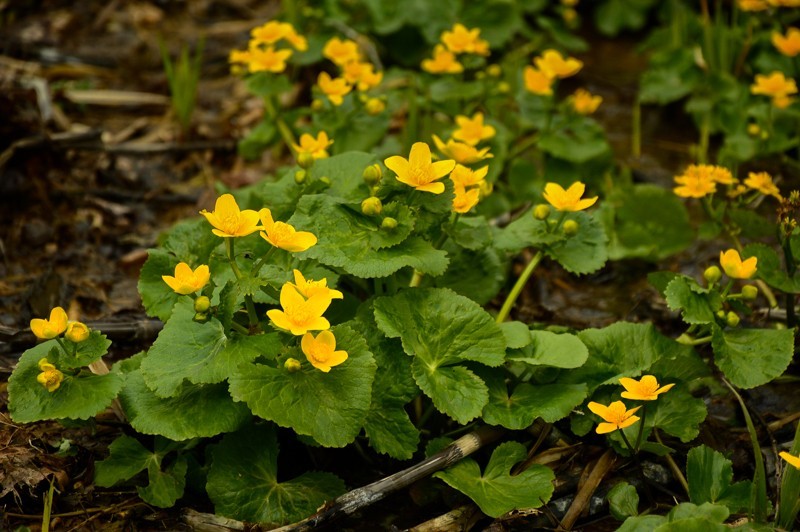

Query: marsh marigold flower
(773, 28), (800, 56)
(452, 112), (496, 146)
(288, 269), (343, 300)
(739, 0), (769, 9)
(201, 194), (261, 238)
(534, 49), (583, 78)
(342, 61), (383, 91)
(267, 283), (332, 335)
(384, 141), (455, 194)
(673, 164), (732, 198)
(37, 358), (64, 392)
(720, 249), (758, 279)
(440, 23), (490, 55)
(422, 45), (464, 74)
(292, 131), (333, 159)
(780, 451), (800, 469)
(571, 89), (603, 114)
(301, 330), (348, 372)
(619, 375), (674, 401)
(452, 183), (481, 213)
(523, 66), (555, 96)
(259, 208), (317, 252)
(317, 72), (352, 106)
(450, 164), (488, 188)
(251, 21), (289, 45)
(323, 37), (361, 65)
(162, 262), (210, 295)
(30, 307), (68, 340)
(751, 71), (798, 107)
(65, 321), (90, 343)
(745, 171), (781, 198)
(587, 401), (641, 434)
(543, 182), (598, 211)
(247, 46), (293, 74)
(432, 135), (493, 164)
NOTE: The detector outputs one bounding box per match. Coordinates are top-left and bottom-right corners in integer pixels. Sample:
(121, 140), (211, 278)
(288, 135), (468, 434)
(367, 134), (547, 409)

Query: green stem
(230, 321), (249, 335)
(264, 95), (296, 153)
(226, 238), (260, 332)
(634, 404), (647, 453)
(495, 250), (544, 323)
(618, 428), (637, 457)
(507, 133), (540, 160)
(409, 213), (457, 288)
(782, 235), (797, 327)
(251, 247), (277, 277)
(55, 337), (70, 356)
(676, 333), (712, 346)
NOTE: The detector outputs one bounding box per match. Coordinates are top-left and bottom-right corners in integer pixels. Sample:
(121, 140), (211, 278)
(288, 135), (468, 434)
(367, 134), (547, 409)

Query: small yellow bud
(381, 217), (398, 230)
(358, 93), (369, 103)
(563, 8), (578, 23)
(704, 266), (722, 284)
(294, 170), (307, 184)
(365, 98), (386, 115)
(362, 164), (382, 186)
(497, 81), (510, 94)
(563, 219), (579, 235)
(533, 204), (551, 220)
(726, 311), (740, 328)
(284, 357), (302, 373)
(741, 285), (759, 300)
(361, 196), (383, 216)
(311, 99), (324, 111)
(297, 152), (316, 170)
(716, 310), (726, 319)
(194, 296), (211, 313)
(760, 131), (770, 140)
(65, 321), (90, 343)
(486, 64), (502, 77)
(194, 312), (208, 322)
(319, 176), (332, 186)
(747, 123), (760, 136)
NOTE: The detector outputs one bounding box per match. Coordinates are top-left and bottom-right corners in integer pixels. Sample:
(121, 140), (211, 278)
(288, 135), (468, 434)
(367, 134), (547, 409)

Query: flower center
(269, 222), (294, 244)
(287, 302), (313, 325)
(306, 343), (332, 364)
(221, 213), (241, 234)
(408, 165), (430, 186)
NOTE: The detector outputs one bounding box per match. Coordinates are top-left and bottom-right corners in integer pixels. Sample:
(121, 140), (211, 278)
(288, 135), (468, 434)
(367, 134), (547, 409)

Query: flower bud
(363, 164), (382, 186)
(365, 98), (386, 115)
(294, 170), (307, 184)
(563, 219), (579, 236)
(704, 266), (722, 284)
(311, 99), (324, 111)
(284, 357), (302, 373)
(361, 196), (383, 216)
(741, 285), (759, 300)
(486, 64), (502, 77)
(297, 152), (315, 170)
(194, 296), (211, 313)
(358, 93), (369, 103)
(193, 312), (208, 322)
(381, 217), (398, 230)
(716, 310), (726, 320)
(497, 81), (511, 94)
(747, 123), (760, 136)
(65, 321), (90, 343)
(319, 176), (331, 186)
(726, 311), (740, 328)
(533, 204), (550, 220)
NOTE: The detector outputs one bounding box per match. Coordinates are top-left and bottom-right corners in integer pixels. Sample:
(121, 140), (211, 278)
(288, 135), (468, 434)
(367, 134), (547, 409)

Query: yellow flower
(267, 283), (332, 335)
(672, 164), (733, 198)
(452, 183), (481, 213)
(30, 307), (68, 340)
(317, 72), (352, 106)
(323, 37), (361, 66)
(432, 135), (493, 164)
(440, 23), (490, 55)
(773, 94), (795, 109)
(720, 249), (758, 279)
(259, 208), (317, 252)
(365, 97), (386, 115)
(543, 182), (598, 211)
(534, 49), (583, 78)
(247, 46), (293, 74)
(523, 66), (555, 96)
(744, 171), (781, 198)
(452, 113), (496, 146)
(200, 194), (261, 238)
(384, 141), (456, 194)
(36, 359), (64, 392)
(450, 164), (488, 188)
(738, 0), (769, 9)
(162, 262), (210, 295)
(587, 401), (641, 434)
(751, 72), (798, 100)
(342, 61), (383, 91)
(65, 321), (90, 343)
(250, 21), (289, 46)
(283, 24), (308, 51)
(289, 269), (343, 300)
(780, 451), (800, 469)
(421, 45), (464, 74)
(229, 49), (252, 66)
(301, 330), (348, 372)
(571, 88), (603, 114)
(292, 131), (333, 159)
(772, 28), (800, 56)
(619, 375), (675, 401)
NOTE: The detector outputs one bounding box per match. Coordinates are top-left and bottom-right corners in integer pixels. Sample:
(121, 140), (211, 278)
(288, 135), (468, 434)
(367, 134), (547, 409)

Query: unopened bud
(65, 322), (90, 343)
(747, 123), (760, 136)
(194, 296), (211, 313)
(193, 312), (208, 322)
(716, 310), (726, 319)
(486, 64), (502, 77)
(497, 81), (510, 94)
(381, 217), (398, 230)
(533, 204), (550, 220)
(361, 196), (383, 216)
(741, 285), (759, 300)
(726, 311), (740, 328)
(365, 98), (386, 115)
(704, 266), (722, 284)
(319, 176), (331, 186)
(294, 170), (307, 184)
(284, 357), (302, 373)
(311, 99), (324, 111)
(563, 219), (579, 236)
(358, 93), (369, 103)
(363, 164), (382, 186)
(297, 152), (315, 170)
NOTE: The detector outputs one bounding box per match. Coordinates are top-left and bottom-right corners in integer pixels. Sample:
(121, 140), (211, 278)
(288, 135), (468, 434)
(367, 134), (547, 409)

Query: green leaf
(140, 299), (281, 397)
(138, 249), (181, 321)
(207, 424), (345, 525)
(712, 326), (794, 389)
(617, 515), (667, 531)
(607, 482), (639, 520)
(229, 324), (376, 447)
(429, 79), (485, 103)
(244, 72), (292, 97)
(139, 456), (188, 508)
(744, 243), (800, 293)
(687, 445), (752, 513)
(8, 346), (123, 423)
(664, 276), (722, 325)
(482, 368), (587, 429)
(639, 49), (701, 105)
(238, 120), (276, 160)
(499, 321), (532, 349)
(446, 216), (493, 251)
(494, 209), (565, 252)
(545, 211), (608, 275)
(461, 0), (522, 47)
(95, 435), (153, 487)
(40, 331), (112, 370)
(433, 441), (554, 517)
(374, 288), (506, 423)
(292, 194), (448, 278)
(651, 388), (707, 443)
(594, 0), (658, 36)
(314, 151), (379, 202)
(507, 330), (588, 368)
(538, 116), (611, 163)
(434, 244), (505, 305)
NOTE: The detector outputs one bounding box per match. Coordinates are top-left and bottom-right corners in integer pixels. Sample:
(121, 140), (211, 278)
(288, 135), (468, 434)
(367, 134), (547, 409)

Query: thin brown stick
(560, 449), (616, 530)
(407, 504), (481, 532)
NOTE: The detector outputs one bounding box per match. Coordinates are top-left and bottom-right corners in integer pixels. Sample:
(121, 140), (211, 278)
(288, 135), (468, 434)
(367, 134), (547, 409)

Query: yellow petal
(283, 231), (317, 252)
(384, 155), (409, 177)
(596, 422), (618, 434)
(416, 182), (446, 194)
(431, 159), (457, 179)
(267, 309), (292, 331)
(409, 142), (432, 167)
(316, 330), (337, 350)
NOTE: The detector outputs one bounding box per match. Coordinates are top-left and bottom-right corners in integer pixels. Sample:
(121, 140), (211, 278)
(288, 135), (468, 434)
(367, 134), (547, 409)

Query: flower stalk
(495, 250), (544, 323)
(226, 238), (260, 332)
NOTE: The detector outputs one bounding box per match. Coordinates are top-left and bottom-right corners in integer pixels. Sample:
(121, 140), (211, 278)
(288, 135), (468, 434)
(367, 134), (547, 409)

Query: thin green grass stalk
(777, 419), (800, 529)
(495, 250), (544, 323)
(42, 476), (55, 532)
(160, 37), (205, 136)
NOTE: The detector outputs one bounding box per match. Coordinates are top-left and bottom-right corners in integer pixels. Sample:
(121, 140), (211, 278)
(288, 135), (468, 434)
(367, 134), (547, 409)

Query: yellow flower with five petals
(440, 23), (490, 55)
(267, 283), (332, 335)
(452, 113), (496, 146)
(288, 269), (343, 300)
(543, 182), (598, 211)
(162, 262), (210, 295)
(523, 66), (555, 95)
(317, 72), (352, 106)
(259, 208), (317, 252)
(37, 358), (64, 392)
(421, 45), (464, 74)
(720, 249), (758, 279)
(432, 135), (493, 164)
(323, 37), (361, 65)
(301, 330), (348, 372)
(587, 401), (641, 434)
(384, 142), (456, 194)
(292, 131), (333, 159)
(744, 171), (781, 198)
(30, 307), (68, 340)
(200, 194), (261, 238)
(534, 49), (583, 78)
(619, 375), (674, 401)
(773, 27), (800, 56)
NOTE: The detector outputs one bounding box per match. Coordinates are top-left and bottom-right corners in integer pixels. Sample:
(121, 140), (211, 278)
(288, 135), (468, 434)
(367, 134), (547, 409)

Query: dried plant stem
(560, 449), (616, 530)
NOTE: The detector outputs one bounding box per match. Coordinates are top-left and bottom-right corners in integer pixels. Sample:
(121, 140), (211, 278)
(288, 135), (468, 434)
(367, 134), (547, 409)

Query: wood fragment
(63, 89), (169, 106)
(407, 504), (481, 532)
(560, 449), (616, 530)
